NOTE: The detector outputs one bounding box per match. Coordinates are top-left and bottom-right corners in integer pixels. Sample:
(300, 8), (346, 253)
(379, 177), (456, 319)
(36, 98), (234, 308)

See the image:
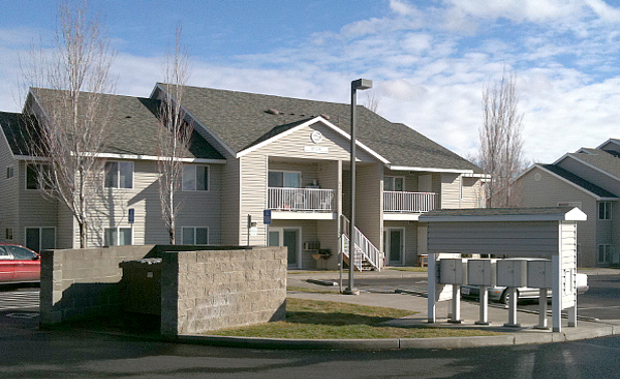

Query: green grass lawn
(209, 298), (502, 339)
(388, 267), (428, 272)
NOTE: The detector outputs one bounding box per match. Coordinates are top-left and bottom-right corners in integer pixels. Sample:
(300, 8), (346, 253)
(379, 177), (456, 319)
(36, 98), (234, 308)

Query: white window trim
(24, 226), (56, 251)
(268, 170), (302, 188)
(182, 165), (211, 192)
(104, 161), (134, 189)
(384, 176), (405, 192)
(103, 226), (133, 246)
(598, 201), (612, 220)
(181, 226), (210, 244)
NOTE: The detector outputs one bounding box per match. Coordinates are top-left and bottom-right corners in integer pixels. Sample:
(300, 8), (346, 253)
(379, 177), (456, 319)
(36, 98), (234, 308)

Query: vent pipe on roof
(266, 109), (281, 115)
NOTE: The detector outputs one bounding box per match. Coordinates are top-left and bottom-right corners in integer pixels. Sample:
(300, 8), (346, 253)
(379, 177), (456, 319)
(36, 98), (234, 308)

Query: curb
(171, 325), (619, 351)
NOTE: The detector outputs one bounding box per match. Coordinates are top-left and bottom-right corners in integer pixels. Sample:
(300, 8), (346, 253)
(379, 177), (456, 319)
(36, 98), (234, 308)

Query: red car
(0, 244), (40, 283)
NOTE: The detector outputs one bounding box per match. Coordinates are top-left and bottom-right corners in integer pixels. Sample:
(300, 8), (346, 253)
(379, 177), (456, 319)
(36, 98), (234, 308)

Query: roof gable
(160, 84), (483, 173)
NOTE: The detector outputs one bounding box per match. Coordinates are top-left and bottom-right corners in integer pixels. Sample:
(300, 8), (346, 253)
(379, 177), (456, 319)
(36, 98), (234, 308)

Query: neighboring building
(0, 84), (486, 270)
(516, 139), (620, 267)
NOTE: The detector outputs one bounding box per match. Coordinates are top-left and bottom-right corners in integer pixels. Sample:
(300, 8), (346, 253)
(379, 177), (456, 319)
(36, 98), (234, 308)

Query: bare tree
(156, 27), (192, 244)
(478, 69), (527, 208)
(364, 91), (381, 113)
(21, 1), (116, 248)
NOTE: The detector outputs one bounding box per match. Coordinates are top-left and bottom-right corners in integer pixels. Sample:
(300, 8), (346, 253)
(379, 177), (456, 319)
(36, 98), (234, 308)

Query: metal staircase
(341, 216), (383, 271)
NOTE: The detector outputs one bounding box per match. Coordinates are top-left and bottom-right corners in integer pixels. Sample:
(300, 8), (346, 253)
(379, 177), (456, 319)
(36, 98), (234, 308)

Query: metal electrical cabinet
(467, 259), (496, 286)
(439, 259), (467, 284)
(527, 260), (553, 288)
(496, 259), (527, 287)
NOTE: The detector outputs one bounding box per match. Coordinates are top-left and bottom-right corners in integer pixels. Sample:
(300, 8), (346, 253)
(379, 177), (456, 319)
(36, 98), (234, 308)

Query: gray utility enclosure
(420, 207), (587, 333)
(40, 245), (287, 335)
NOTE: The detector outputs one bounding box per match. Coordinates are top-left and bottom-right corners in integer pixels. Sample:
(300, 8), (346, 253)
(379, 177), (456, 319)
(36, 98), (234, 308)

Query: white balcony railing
(268, 187), (336, 212)
(383, 191), (438, 213)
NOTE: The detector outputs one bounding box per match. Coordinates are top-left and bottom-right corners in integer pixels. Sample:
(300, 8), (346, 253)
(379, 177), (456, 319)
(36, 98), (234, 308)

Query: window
(182, 227), (209, 245)
(268, 171), (300, 188)
(105, 161), (133, 189)
(104, 227), (132, 246)
(598, 202), (612, 220)
(5, 228), (12, 240)
(26, 163), (51, 190)
(6, 165), (14, 179)
(25, 227), (55, 253)
(598, 244), (611, 263)
(182, 165), (209, 191)
(384, 176), (404, 191)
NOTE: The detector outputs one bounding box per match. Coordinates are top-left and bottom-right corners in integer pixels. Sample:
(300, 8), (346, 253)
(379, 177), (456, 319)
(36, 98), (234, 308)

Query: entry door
(268, 227), (301, 269)
(384, 228), (405, 266)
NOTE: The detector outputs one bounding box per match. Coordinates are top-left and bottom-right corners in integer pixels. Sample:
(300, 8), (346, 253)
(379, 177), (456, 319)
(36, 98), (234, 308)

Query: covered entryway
(268, 227), (302, 269)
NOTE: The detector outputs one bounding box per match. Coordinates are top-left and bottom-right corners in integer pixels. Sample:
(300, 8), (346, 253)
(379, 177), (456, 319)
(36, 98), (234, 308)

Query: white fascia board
(529, 164), (615, 201)
(383, 213), (420, 221)
(271, 211), (337, 220)
(420, 213), (584, 223)
(387, 165), (474, 174)
(87, 153), (226, 164)
(154, 83), (237, 158)
(236, 116), (390, 164)
(596, 138), (620, 150)
(563, 154), (620, 182)
(462, 173), (491, 178)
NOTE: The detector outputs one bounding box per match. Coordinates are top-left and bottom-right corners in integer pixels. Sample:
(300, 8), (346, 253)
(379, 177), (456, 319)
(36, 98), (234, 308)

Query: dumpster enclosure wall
(161, 247), (287, 335)
(40, 245), (156, 325)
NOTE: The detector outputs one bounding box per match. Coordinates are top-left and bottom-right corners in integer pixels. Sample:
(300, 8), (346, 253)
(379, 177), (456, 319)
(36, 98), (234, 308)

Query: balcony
(383, 191), (438, 213)
(268, 187), (336, 212)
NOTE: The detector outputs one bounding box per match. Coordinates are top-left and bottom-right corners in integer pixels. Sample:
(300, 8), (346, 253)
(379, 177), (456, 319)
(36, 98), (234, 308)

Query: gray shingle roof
(0, 111), (36, 155)
(174, 85), (483, 173)
(29, 88), (224, 160)
(568, 151), (620, 180)
(541, 164), (618, 198)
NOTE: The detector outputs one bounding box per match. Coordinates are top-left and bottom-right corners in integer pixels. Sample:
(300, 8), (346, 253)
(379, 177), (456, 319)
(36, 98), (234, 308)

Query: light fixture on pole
(344, 78), (372, 295)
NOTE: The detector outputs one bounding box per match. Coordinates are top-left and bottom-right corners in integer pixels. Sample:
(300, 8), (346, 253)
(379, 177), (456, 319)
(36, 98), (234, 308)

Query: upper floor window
(599, 202), (612, 220)
(105, 161), (133, 189)
(268, 171), (300, 188)
(183, 165), (209, 191)
(26, 163), (51, 190)
(384, 176), (404, 191)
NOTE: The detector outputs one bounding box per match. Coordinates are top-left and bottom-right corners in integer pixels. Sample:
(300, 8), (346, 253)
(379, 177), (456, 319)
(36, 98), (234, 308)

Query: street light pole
(344, 78), (372, 295)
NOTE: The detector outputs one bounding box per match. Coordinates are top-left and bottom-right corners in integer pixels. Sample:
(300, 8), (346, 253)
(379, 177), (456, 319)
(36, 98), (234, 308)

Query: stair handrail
(341, 215), (383, 271)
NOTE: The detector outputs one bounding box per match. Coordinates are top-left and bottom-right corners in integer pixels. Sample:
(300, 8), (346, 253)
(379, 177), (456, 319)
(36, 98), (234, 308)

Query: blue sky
(2, 0), (620, 163)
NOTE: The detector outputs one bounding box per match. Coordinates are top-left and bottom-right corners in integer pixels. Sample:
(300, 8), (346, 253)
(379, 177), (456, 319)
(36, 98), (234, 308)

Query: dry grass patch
(209, 298), (502, 339)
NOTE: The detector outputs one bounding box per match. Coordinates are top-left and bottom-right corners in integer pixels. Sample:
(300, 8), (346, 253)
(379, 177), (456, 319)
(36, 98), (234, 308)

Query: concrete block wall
(161, 246), (287, 335)
(40, 245), (156, 326)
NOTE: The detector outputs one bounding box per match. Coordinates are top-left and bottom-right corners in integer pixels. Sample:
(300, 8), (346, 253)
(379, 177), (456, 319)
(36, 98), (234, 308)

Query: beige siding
(18, 161), (59, 247)
(239, 153), (268, 246)
(440, 173), (461, 208)
(356, 163), (383, 250)
(56, 204), (76, 249)
(0, 131), (19, 244)
(518, 166), (598, 267)
(220, 157), (241, 245)
(253, 122), (377, 163)
(461, 177), (484, 209)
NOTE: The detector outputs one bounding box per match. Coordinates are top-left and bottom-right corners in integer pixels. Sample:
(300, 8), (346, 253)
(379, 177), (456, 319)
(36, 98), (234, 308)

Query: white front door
(384, 228), (405, 266)
(268, 227), (302, 269)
